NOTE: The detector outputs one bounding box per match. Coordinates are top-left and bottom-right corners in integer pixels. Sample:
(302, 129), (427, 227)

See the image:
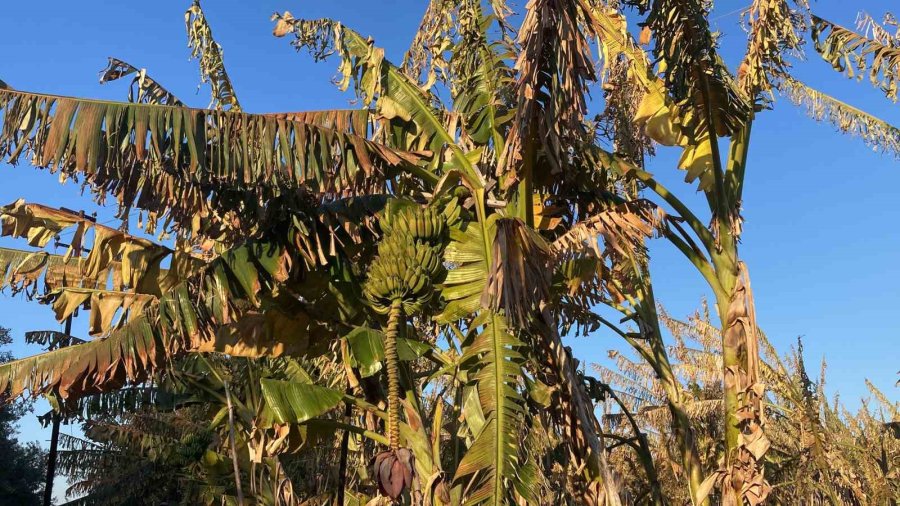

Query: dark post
(42, 313), (73, 506)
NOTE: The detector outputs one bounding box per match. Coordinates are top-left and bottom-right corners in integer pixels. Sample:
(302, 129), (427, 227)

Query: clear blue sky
(1, 0), (898, 499)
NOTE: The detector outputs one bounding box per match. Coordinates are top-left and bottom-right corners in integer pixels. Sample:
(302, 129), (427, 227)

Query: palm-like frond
(454, 311), (532, 504)
(99, 57), (184, 106)
(812, 14), (900, 101)
(0, 88), (421, 241)
(185, 0), (241, 111)
(586, 3), (735, 192)
(738, 0), (808, 97)
(448, 1), (514, 154)
(780, 77), (900, 157)
(433, 213), (533, 504)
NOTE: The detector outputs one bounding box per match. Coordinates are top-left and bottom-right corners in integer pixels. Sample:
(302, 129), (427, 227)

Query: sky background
(1, 0), (898, 502)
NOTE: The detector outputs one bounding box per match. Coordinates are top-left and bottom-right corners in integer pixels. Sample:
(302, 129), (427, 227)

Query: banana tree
(591, 1), (900, 504)
(1, 1), (897, 505)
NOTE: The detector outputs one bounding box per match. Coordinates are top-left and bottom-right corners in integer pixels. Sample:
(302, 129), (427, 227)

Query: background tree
(0, 327), (47, 506)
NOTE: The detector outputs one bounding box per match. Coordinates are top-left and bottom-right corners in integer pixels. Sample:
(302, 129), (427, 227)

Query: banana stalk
(385, 298), (404, 450)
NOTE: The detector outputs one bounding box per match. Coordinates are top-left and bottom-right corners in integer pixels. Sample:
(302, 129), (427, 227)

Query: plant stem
(224, 381), (245, 506)
(385, 298), (404, 450)
(605, 385), (664, 506)
(336, 399), (352, 505)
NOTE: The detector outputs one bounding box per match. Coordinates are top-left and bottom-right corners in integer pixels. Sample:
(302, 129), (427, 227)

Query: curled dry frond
(481, 217), (551, 328)
(499, 0), (597, 189)
(185, 0), (241, 111)
(273, 12), (455, 165)
(402, 0), (455, 90)
(403, 0), (514, 93)
(99, 58), (184, 106)
(550, 199), (661, 262)
(596, 56), (655, 168)
(856, 11), (899, 47)
(0, 88), (420, 242)
(738, 0), (809, 97)
(780, 78), (900, 157)
(812, 14), (900, 101)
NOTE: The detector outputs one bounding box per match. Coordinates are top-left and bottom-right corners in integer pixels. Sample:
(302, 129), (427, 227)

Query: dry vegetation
(0, 1), (897, 505)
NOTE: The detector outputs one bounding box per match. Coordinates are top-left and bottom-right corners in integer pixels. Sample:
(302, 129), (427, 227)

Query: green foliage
(0, 328), (46, 506)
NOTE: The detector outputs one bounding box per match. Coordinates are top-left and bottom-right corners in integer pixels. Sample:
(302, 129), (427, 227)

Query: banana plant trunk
(638, 296), (707, 506)
(712, 233), (768, 505)
(716, 122), (768, 505)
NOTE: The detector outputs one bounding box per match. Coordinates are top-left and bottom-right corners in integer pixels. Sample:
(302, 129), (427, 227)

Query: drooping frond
(99, 58), (184, 106)
(583, 3), (663, 104)
(185, 0), (241, 111)
(632, 0), (750, 137)
(0, 314), (166, 399)
(481, 217), (551, 328)
(780, 78), (900, 157)
(499, 0), (597, 189)
(0, 200), (201, 335)
(0, 218), (366, 401)
(856, 11), (899, 47)
(0, 88), (421, 241)
(812, 14), (900, 101)
(738, 0), (809, 97)
(0, 189), (392, 403)
(550, 199), (661, 261)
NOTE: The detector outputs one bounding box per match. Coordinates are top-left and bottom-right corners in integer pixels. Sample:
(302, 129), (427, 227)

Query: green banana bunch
(380, 202), (446, 246)
(376, 231), (444, 280)
(364, 204), (447, 314)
